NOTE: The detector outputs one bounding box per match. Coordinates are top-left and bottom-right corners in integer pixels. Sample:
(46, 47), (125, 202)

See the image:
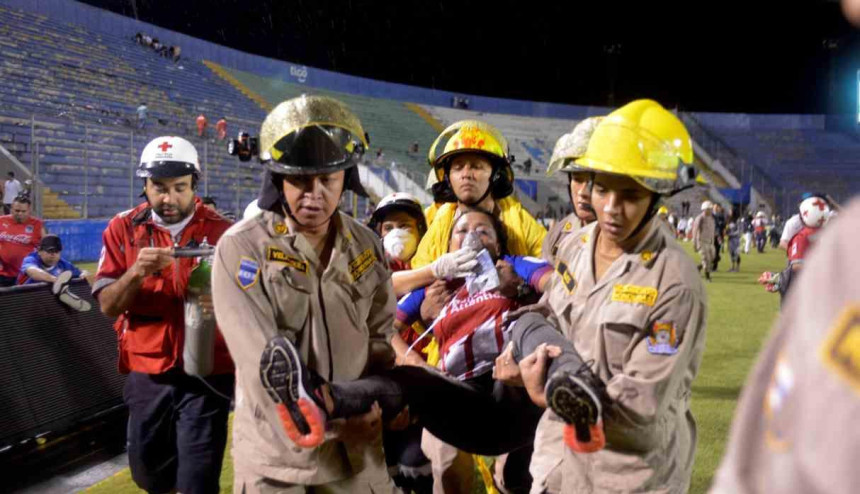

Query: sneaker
(545, 362), (609, 453)
(260, 335), (327, 448)
(52, 270), (72, 295)
(57, 285), (92, 312)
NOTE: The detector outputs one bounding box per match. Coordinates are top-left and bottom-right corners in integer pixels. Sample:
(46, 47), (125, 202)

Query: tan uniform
(539, 220), (707, 493)
(540, 212), (585, 265)
(212, 210), (398, 493)
(711, 199), (860, 494)
(693, 213), (716, 273)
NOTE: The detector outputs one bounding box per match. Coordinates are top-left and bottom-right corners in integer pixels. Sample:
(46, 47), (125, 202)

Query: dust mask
(383, 228), (418, 261)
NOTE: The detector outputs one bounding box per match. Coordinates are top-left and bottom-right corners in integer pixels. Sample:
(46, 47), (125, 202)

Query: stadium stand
(0, 5), (266, 218)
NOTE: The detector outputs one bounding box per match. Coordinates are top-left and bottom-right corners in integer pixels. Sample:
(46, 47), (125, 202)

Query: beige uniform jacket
(711, 199), (860, 494)
(692, 213), (715, 252)
(540, 213), (585, 265)
(212, 210), (396, 485)
(541, 220), (707, 493)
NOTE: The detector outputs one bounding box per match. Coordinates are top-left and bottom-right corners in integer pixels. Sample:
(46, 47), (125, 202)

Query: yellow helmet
(658, 205), (669, 216)
(427, 120), (511, 183)
(546, 116), (604, 176)
(575, 99), (699, 194)
(259, 94), (368, 175)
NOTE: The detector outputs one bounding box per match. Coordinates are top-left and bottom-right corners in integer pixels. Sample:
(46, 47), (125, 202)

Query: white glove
(430, 249), (479, 280)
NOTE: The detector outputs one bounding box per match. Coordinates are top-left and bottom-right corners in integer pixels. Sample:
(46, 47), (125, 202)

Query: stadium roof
(83, 0), (859, 114)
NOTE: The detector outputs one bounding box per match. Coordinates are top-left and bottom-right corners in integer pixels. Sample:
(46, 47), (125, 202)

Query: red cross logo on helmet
(812, 198), (827, 211)
(158, 141), (173, 152)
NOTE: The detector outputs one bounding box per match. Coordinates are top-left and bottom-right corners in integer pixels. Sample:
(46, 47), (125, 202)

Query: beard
(153, 202), (195, 224)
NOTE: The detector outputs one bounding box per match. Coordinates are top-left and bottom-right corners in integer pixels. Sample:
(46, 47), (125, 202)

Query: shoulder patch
(821, 304), (860, 394)
(267, 247), (308, 274)
(349, 248), (377, 282)
(236, 257), (260, 290)
(273, 222), (288, 235)
(640, 251), (654, 262)
(555, 261), (576, 293)
(647, 321), (679, 355)
(563, 222), (573, 232)
(611, 284), (658, 307)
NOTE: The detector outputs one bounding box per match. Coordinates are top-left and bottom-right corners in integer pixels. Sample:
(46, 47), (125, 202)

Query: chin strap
(624, 193), (661, 242)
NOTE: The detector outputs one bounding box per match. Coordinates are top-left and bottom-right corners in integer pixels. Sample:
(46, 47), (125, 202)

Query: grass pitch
(82, 243), (786, 494)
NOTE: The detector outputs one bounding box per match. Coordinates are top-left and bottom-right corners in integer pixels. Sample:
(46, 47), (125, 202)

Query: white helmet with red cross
(799, 196), (831, 228)
(137, 136), (200, 179)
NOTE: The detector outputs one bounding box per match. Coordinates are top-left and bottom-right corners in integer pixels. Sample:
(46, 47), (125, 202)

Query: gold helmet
(575, 99), (700, 195)
(546, 116), (604, 176)
(259, 95), (368, 175)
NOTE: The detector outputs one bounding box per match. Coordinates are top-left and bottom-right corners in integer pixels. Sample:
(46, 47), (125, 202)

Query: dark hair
(7, 171), (13, 177)
(452, 206), (509, 258)
(201, 196), (217, 207)
(13, 194), (30, 205)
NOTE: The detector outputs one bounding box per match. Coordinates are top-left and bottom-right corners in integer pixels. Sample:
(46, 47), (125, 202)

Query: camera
(227, 131), (259, 162)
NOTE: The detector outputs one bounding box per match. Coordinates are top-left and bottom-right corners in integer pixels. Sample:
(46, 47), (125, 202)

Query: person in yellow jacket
(389, 120), (546, 494)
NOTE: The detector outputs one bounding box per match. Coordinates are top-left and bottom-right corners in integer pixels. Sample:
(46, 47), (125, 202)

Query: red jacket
(94, 200), (234, 375)
(0, 215), (43, 278)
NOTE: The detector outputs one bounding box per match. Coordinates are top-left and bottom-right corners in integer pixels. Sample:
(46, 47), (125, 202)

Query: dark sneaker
(545, 362), (609, 453)
(260, 335), (327, 448)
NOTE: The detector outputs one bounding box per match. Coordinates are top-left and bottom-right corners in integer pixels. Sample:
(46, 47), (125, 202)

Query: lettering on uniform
(267, 247), (308, 274)
(556, 261), (576, 293)
(236, 257), (260, 290)
(646, 321), (678, 355)
(820, 304), (860, 394)
(349, 248), (377, 281)
(612, 284), (658, 307)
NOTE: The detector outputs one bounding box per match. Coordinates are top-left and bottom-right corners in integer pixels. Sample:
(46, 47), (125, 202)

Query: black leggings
(329, 313), (583, 456)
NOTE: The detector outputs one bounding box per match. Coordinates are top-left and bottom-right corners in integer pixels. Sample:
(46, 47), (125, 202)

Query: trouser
(2, 204), (10, 215)
(712, 237), (722, 271)
(383, 423), (432, 494)
(755, 232), (766, 252)
(742, 232), (752, 253)
(233, 461), (399, 494)
(329, 314), (583, 456)
(697, 244), (715, 274)
(728, 237), (740, 262)
(124, 370), (233, 494)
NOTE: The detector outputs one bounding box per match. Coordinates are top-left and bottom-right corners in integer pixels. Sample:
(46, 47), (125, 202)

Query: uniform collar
(582, 219), (663, 292)
(265, 210), (354, 267)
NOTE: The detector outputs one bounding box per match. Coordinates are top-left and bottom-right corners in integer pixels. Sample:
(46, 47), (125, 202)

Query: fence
(0, 113), (264, 220)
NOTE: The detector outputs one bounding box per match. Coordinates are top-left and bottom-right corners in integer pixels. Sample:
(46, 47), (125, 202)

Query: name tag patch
(236, 258), (260, 290)
(267, 247), (308, 274)
(349, 248), (377, 281)
(556, 261), (576, 293)
(647, 321), (678, 355)
(612, 284), (658, 307)
(821, 304), (860, 394)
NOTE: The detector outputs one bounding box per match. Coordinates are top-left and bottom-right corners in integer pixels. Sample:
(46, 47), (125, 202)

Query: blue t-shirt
(396, 254), (550, 325)
(16, 251), (82, 285)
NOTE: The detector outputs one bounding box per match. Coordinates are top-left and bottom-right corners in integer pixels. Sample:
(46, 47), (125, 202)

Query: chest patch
(349, 248), (377, 282)
(236, 257), (260, 290)
(555, 261), (576, 293)
(267, 247), (308, 274)
(611, 284), (658, 307)
(821, 304), (860, 395)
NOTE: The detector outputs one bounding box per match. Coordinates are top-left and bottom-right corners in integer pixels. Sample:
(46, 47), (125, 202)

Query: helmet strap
(625, 193), (660, 242)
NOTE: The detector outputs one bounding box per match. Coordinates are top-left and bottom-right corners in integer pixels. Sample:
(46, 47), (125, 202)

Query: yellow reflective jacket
(412, 196), (547, 269)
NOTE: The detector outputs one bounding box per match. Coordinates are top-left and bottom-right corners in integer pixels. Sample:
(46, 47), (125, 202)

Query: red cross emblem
(812, 199), (827, 211)
(158, 141), (173, 152)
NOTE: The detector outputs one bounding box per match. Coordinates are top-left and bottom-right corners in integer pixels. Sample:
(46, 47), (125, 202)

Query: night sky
(82, 0), (860, 114)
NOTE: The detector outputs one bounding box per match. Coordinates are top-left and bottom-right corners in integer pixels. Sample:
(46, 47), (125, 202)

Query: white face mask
(383, 228), (418, 261)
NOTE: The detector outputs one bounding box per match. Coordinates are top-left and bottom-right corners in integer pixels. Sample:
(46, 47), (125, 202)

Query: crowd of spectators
(134, 32), (181, 62)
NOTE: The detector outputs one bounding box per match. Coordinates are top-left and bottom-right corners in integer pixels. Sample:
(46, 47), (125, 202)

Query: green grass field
(81, 243), (785, 494)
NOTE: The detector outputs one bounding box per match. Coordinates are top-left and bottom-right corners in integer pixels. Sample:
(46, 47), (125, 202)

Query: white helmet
(799, 196), (831, 228)
(701, 200), (713, 211)
(756, 211), (766, 218)
(137, 136), (200, 179)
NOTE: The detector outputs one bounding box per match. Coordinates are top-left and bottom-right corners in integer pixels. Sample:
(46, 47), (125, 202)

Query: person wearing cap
(93, 136), (234, 494)
(16, 234), (89, 285)
(693, 201), (717, 281)
(541, 117), (601, 266)
(367, 192), (433, 494)
(521, 100), (707, 493)
(211, 95), (399, 493)
(0, 194), (46, 287)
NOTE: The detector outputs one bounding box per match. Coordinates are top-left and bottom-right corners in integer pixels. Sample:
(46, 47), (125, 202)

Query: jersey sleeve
(396, 287), (426, 326)
(93, 217), (128, 295)
(19, 253), (39, 273)
(507, 255), (552, 289)
(788, 234), (810, 265)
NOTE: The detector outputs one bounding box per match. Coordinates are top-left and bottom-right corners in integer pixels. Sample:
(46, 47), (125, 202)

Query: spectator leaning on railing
(16, 235), (90, 285)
